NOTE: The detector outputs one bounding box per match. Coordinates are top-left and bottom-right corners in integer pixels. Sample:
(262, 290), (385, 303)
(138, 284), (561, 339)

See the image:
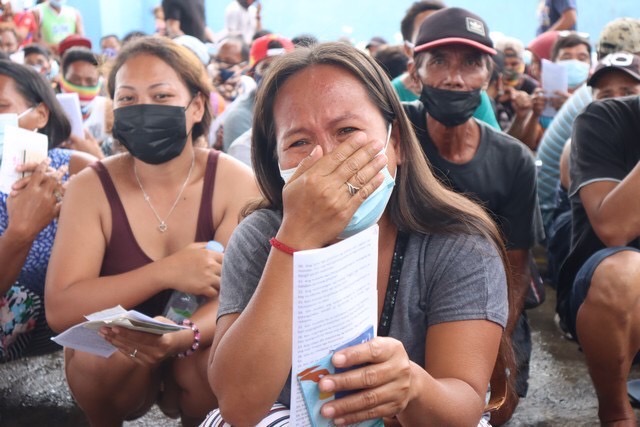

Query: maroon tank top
(90, 150), (220, 316)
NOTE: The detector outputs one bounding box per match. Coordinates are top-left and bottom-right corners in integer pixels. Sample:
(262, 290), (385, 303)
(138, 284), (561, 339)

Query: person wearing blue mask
(99, 34), (121, 60)
(0, 60), (96, 362)
(404, 7), (541, 425)
(205, 41), (514, 427)
(546, 31), (592, 114)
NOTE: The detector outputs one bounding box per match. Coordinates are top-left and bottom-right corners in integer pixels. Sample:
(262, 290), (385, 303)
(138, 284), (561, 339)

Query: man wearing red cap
(404, 7), (540, 424)
(57, 34), (91, 58)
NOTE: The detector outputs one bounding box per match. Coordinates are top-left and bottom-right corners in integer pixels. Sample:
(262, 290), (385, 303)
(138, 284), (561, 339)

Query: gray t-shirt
(218, 209), (508, 406)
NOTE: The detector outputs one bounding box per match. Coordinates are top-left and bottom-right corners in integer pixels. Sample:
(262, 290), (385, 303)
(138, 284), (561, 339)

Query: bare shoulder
(216, 150), (252, 174)
(68, 150), (98, 175)
(217, 151), (260, 195)
(66, 154), (128, 198)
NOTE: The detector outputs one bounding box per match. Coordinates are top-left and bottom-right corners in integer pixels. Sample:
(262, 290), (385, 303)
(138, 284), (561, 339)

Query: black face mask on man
(112, 98), (195, 165)
(419, 85), (482, 128)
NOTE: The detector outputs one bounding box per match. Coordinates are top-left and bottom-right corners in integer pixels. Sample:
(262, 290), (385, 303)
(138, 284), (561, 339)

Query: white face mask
(279, 124), (393, 184)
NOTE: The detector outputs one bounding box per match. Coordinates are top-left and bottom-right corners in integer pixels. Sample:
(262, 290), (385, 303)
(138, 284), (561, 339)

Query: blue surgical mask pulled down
(279, 124), (396, 239)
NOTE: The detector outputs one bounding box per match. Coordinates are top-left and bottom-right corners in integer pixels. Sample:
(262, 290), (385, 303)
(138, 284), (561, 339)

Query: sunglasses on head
(558, 31), (590, 41)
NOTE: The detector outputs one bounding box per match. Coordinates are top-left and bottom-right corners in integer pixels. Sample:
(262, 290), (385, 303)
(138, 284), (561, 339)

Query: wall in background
(67, 1), (639, 50)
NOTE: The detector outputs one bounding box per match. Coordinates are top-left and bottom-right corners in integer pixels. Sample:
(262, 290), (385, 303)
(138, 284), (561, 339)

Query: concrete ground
(2, 287), (639, 426)
(505, 287), (640, 427)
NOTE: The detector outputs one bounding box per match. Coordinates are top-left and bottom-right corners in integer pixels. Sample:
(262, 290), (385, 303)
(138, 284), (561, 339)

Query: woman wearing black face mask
(45, 37), (260, 426)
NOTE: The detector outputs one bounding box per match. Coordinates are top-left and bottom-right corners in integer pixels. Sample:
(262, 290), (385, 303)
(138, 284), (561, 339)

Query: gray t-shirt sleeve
(420, 232), (508, 328)
(217, 209), (282, 319)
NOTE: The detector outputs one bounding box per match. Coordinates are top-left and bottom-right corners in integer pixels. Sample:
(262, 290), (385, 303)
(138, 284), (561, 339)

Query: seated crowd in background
(1, 0), (640, 426)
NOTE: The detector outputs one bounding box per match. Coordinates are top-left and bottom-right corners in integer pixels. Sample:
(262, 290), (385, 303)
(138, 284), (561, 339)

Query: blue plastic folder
(296, 326), (383, 427)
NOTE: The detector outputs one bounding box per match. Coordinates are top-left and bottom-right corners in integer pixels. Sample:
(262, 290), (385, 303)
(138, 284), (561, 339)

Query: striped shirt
(536, 84), (592, 230)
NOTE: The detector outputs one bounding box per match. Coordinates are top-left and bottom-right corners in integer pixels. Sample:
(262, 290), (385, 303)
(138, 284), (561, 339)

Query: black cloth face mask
(419, 85), (482, 128)
(112, 101), (193, 165)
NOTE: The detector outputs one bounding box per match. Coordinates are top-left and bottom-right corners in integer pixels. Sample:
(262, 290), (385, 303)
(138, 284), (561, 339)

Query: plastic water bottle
(163, 241), (224, 323)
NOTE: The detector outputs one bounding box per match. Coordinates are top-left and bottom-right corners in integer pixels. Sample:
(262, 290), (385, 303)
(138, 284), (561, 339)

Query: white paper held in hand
(541, 59), (568, 118)
(0, 124), (48, 194)
(291, 225), (380, 426)
(51, 305), (189, 358)
(56, 92), (84, 138)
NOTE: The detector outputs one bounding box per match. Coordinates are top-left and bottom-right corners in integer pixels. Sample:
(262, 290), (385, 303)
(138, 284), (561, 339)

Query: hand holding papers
(51, 305), (188, 358)
(291, 226), (383, 426)
(0, 124), (48, 194)
(541, 59), (568, 118)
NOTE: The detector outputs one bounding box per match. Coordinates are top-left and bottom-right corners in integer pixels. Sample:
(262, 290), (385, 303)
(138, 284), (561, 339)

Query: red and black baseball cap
(413, 7), (496, 56)
(249, 34), (294, 69)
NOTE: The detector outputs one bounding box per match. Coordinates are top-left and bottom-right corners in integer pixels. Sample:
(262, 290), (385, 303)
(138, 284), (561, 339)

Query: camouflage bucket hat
(597, 18), (640, 57)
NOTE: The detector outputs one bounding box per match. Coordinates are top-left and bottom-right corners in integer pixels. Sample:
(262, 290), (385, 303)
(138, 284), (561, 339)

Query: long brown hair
(106, 36), (212, 141)
(251, 42), (516, 408)
(254, 43), (497, 239)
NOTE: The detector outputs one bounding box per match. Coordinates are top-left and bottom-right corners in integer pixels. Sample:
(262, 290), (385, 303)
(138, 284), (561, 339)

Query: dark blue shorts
(567, 246), (640, 339)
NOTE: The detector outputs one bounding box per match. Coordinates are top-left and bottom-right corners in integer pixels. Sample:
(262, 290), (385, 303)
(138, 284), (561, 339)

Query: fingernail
(334, 418), (345, 425)
(332, 353), (346, 366)
(319, 378), (335, 392)
(322, 405), (335, 418)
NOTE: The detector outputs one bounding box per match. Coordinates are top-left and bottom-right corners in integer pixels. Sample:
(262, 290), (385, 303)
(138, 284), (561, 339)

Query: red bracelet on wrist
(269, 237), (298, 255)
(178, 319), (200, 358)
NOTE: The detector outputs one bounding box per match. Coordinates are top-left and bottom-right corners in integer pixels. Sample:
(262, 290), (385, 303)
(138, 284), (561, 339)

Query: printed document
(291, 225), (379, 426)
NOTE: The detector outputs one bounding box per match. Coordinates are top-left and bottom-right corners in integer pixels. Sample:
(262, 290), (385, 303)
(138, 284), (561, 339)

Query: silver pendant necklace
(133, 153), (195, 233)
